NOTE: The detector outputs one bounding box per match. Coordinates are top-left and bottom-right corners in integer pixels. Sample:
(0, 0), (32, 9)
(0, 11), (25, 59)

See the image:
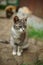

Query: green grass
(21, 61), (43, 65)
(35, 60), (43, 65)
(27, 27), (43, 40)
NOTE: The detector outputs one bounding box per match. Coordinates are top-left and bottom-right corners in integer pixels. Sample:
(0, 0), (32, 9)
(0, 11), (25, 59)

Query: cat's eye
(19, 26), (22, 28)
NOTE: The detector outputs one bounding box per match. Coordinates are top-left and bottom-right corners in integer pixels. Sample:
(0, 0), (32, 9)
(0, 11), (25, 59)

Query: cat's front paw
(12, 51), (16, 55)
(17, 52), (21, 56)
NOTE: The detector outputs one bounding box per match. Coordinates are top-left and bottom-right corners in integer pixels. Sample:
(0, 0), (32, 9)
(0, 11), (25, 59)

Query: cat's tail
(0, 39), (9, 44)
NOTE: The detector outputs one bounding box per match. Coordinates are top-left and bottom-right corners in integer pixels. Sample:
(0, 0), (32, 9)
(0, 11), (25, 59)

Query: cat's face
(13, 16), (26, 32)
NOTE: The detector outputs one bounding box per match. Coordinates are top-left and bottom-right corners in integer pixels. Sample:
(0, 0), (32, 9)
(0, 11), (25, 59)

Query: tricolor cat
(10, 16), (27, 56)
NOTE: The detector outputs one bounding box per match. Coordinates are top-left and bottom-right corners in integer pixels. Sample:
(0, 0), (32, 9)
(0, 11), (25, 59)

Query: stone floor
(0, 10), (43, 65)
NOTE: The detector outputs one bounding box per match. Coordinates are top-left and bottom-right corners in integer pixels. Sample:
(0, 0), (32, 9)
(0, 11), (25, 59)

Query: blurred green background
(0, 0), (19, 9)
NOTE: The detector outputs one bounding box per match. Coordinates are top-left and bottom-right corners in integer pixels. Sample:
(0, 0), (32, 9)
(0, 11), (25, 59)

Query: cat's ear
(13, 16), (19, 24)
(24, 18), (27, 22)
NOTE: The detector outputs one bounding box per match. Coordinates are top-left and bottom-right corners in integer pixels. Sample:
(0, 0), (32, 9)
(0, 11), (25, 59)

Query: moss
(35, 60), (43, 65)
(27, 27), (43, 40)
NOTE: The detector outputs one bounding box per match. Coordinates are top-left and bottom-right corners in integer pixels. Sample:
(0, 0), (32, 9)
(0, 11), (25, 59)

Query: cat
(10, 16), (27, 56)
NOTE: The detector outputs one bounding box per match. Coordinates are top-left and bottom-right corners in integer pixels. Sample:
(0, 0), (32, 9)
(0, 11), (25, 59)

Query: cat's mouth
(19, 28), (25, 32)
